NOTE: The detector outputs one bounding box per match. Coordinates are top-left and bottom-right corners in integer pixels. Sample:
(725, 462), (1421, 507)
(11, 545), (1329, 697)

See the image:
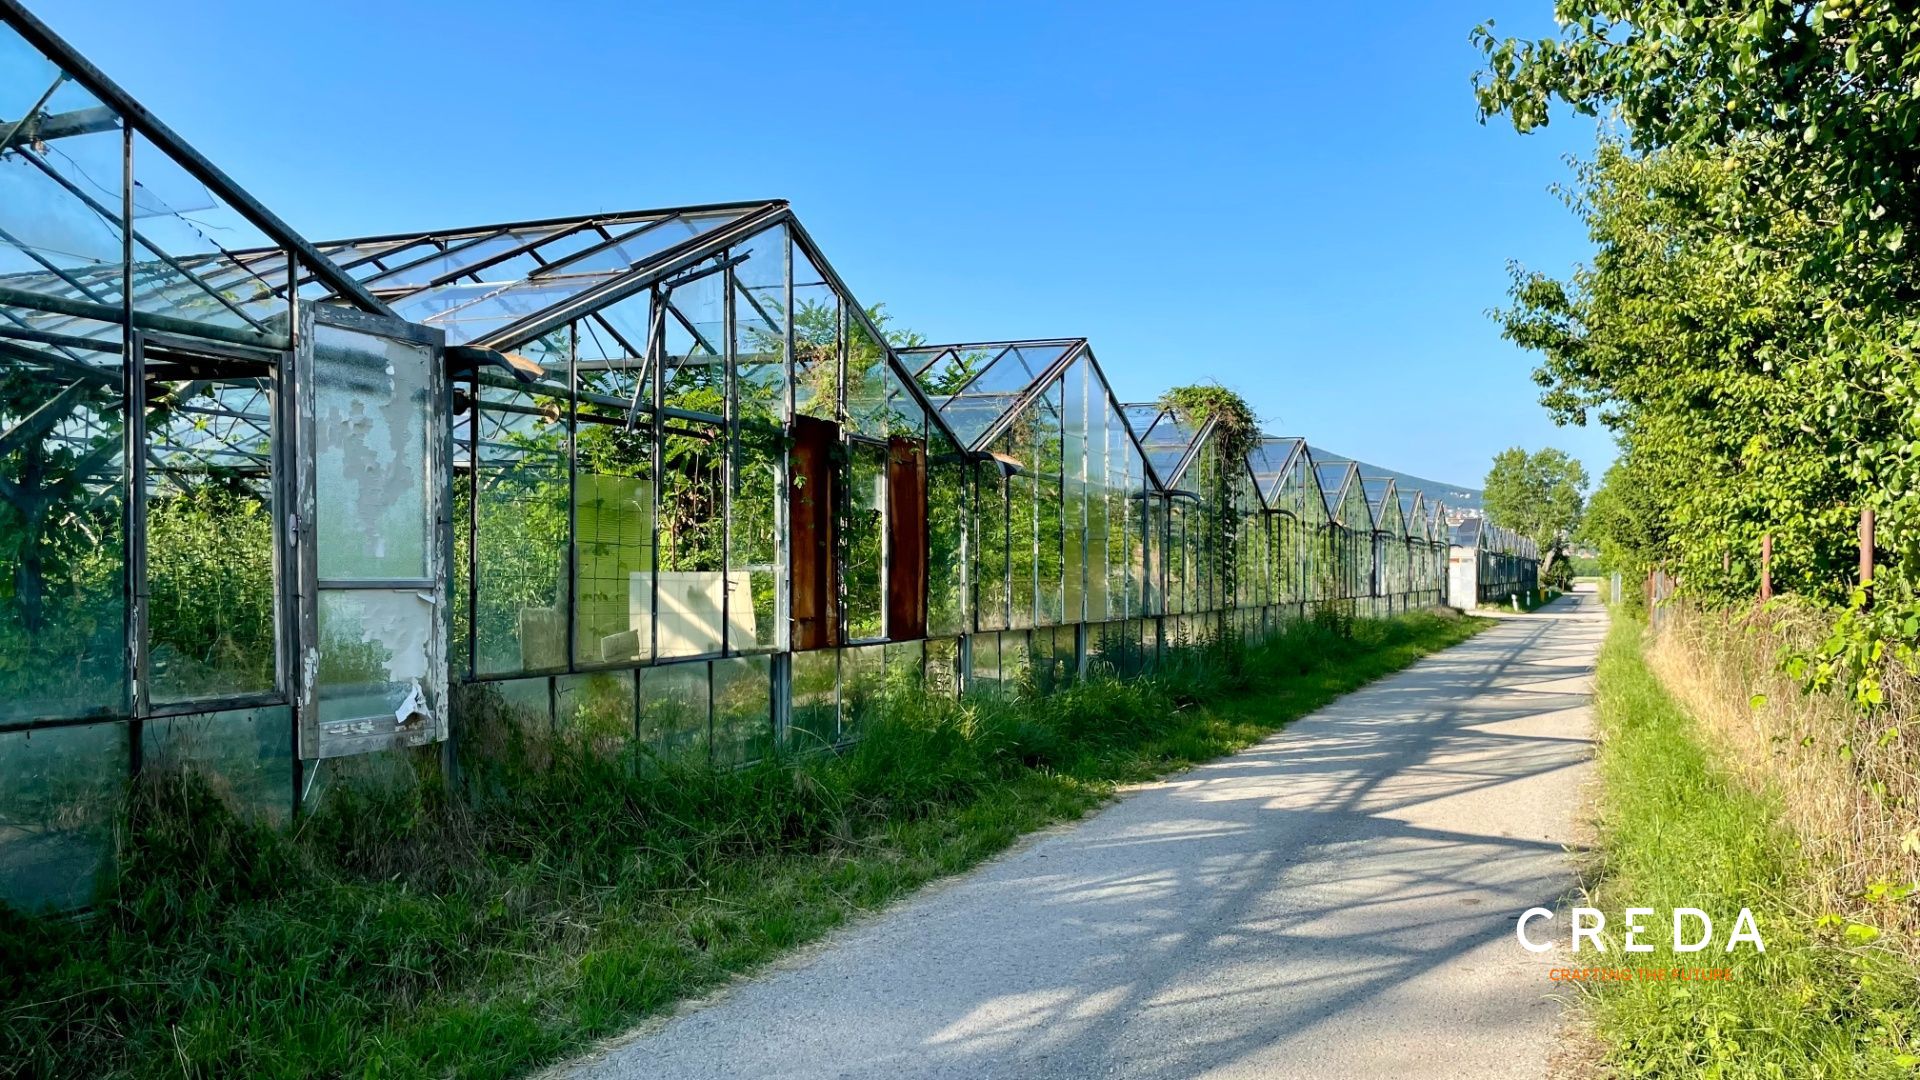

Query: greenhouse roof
(1314, 460), (1355, 504)
(1124, 405), (1209, 492)
(246, 200), (787, 349)
(0, 2), (389, 358)
(1363, 476), (1395, 518)
(1399, 490), (1427, 539)
(1452, 518), (1482, 547)
(1247, 437), (1307, 502)
(901, 338), (1077, 449)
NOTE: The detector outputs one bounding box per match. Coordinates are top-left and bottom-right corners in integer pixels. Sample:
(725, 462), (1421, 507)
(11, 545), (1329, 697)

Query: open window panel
(293, 304), (448, 759)
(134, 332), (289, 715)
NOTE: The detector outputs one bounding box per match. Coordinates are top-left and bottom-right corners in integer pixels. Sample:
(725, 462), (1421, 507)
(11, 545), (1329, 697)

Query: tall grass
(1584, 616), (1920, 1076)
(1, 610), (1482, 1080)
(1647, 602), (1920, 948)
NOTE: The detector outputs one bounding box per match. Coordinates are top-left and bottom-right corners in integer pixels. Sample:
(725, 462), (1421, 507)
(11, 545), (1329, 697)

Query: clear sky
(42, 0), (1614, 491)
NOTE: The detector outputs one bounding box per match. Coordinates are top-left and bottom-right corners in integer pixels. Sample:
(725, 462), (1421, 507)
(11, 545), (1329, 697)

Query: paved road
(564, 593), (1604, 1079)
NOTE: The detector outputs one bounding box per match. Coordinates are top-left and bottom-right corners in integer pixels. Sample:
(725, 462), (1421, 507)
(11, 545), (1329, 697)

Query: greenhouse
(0, 1), (1474, 910)
(1448, 517), (1540, 605)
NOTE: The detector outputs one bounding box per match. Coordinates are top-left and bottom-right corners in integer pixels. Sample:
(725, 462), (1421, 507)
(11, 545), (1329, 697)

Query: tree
(1578, 456), (1666, 593)
(1474, 2), (1920, 697)
(1483, 447), (1588, 582)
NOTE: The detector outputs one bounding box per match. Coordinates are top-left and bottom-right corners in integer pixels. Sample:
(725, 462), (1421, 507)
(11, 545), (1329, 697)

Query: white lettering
(1517, 907), (1555, 952)
(1726, 908), (1766, 952)
(1571, 907), (1606, 953)
(1673, 908), (1712, 952)
(1623, 907), (1654, 953)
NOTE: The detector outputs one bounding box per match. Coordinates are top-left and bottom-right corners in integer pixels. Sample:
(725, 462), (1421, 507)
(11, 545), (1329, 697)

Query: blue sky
(44, 0), (1613, 490)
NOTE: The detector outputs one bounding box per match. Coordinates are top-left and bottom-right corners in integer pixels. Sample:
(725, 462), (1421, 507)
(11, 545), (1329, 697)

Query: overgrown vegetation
(0, 609), (1484, 1080)
(1157, 383), (1261, 604)
(1476, 5), (1920, 699)
(1582, 615), (1920, 1076)
(1648, 603), (1920, 950)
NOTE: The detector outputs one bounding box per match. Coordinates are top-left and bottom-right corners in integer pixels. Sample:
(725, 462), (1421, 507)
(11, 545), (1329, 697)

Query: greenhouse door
(790, 414), (839, 650)
(292, 305), (448, 760)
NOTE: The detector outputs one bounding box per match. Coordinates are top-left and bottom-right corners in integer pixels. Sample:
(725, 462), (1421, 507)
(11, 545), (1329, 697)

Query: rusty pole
(1759, 533), (1773, 602)
(1861, 506), (1875, 593)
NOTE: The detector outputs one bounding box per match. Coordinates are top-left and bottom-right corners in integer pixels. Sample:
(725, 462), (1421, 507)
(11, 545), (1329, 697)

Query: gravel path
(562, 594), (1604, 1079)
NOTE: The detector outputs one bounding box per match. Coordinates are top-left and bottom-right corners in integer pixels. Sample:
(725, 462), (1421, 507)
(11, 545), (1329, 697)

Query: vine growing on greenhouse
(1158, 384), (1260, 606)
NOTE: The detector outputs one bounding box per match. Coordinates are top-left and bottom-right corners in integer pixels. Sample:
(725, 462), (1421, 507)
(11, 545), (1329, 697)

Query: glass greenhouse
(0, 2), (1500, 910)
(1448, 517), (1540, 605)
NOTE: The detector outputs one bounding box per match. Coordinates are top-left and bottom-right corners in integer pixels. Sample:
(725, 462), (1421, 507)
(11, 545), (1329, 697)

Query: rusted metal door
(790, 414), (838, 650)
(886, 436), (928, 640)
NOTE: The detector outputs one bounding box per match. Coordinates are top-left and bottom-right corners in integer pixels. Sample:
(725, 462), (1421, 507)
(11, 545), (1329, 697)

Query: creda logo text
(1515, 907), (1766, 953)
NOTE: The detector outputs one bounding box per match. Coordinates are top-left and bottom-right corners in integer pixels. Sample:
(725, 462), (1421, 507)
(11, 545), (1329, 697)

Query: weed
(1583, 616), (1920, 1077)
(0, 610), (1482, 1079)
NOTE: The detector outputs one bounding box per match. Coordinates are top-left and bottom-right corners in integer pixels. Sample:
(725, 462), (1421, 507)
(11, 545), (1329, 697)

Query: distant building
(1448, 518), (1540, 608)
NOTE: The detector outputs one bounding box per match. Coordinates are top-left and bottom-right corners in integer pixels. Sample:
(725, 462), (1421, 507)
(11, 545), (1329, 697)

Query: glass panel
(408, 276), (617, 346)
(845, 441), (885, 640)
(655, 416), (726, 658)
(845, 332), (925, 440)
(711, 655), (772, 767)
(129, 132), (284, 336)
(1033, 379), (1065, 626)
(883, 638), (924, 703)
(474, 367), (570, 674)
(839, 643), (884, 740)
(141, 704), (291, 825)
(730, 421), (780, 652)
(790, 245), (838, 422)
(924, 637), (959, 699)
(913, 346), (998, 400)
(927, 430), (967, 636)
(0, 721), (123, 912)
(1061, 363), (1087, 626)
(733, 223), (788, 421)
(1006, 447), (1036, 630)
(0, 54), (126, 347)
(454, 677), (552, 760)
(637, 660), (709, 761)
(316, 590), (435, 736)
(356, 229), (553, 290)
(452, 446), (471, 679)
(574, 389), (655, 666)
(968, 632), (1001, 695)
(557, 670), (634, 756)
(1086, 388), (1110, 623)
(789, 649), (837, 750)
(145, 375), (276, 702)
(731, 234), (785, 652)
(973, 462), (1008, 631)
(576, 291), (652, 380)
(313, 323), (431, 580)
(998, 630), (1030, 694)
(662, 265), (725, 415)
(0, 354), (126, 722)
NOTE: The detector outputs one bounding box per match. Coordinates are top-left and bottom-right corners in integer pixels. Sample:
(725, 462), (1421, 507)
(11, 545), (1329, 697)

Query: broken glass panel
(313, 323), (431, 581)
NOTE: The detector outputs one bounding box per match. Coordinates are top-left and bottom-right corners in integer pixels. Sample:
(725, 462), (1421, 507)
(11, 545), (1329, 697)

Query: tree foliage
(1477, 3), (1920, 700)
(1482, 446), (1588, 576)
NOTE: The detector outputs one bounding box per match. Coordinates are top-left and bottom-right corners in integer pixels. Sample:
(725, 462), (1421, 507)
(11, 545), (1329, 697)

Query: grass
(1647, 602), (1920, 947)
(1581, 616), (1920, 1077)
(0, 609), (1485, 1080)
